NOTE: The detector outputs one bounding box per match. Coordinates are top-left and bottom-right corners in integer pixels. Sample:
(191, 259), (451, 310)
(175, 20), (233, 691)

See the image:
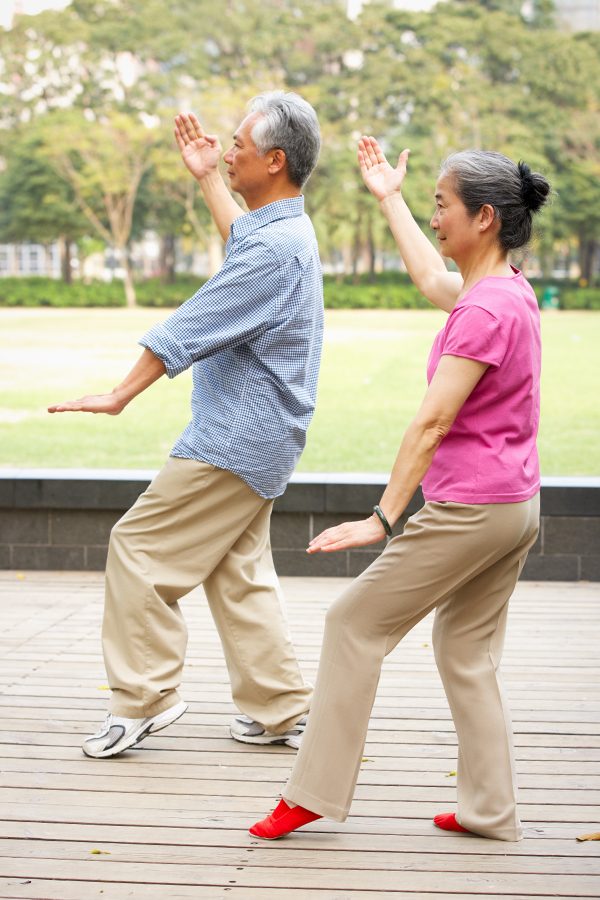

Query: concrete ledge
(1, 470), (599, 580)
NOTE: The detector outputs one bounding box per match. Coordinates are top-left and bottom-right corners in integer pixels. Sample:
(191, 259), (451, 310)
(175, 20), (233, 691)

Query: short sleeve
(441, 304), (507, 369)
(139, 240), (281, 377)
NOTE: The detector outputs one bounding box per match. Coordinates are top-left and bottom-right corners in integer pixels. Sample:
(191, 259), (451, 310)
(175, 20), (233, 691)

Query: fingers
(307, 522), (357, 554)
(173, 128), (185, 151)
(47, 400), (82, 413)
(397, 148), (410, 172)
(174, 113), (205, 145)
(188, 112), (205, 137)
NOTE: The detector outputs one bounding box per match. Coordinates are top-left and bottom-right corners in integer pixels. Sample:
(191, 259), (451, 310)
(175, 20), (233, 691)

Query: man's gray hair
(440, 150), (550, 252)
(248, 91), (321, 188)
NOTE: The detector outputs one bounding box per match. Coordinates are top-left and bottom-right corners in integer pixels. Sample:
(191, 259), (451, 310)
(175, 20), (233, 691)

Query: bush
(0, 276), (207, 308)
(1, 273), (598, 310)
(558, 288), (600, 310)
(323, 274), (430, 309)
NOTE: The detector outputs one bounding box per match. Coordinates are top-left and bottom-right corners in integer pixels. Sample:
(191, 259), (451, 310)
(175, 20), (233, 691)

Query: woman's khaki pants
(101, 457), (312, 734)
(285, 496), (540, 841)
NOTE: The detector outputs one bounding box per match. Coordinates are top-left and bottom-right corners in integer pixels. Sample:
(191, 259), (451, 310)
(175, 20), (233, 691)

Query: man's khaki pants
(285, 496), (540, 841)
(102, 457), (311, 734)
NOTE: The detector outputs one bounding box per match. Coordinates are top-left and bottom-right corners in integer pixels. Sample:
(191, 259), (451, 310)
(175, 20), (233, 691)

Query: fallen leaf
(15, 572), (26, 581)
(97, 685), (110, 691)
(361, 757), (373, 763)
(90, 848), (111, 854)
(576, 832), (600, 841)
(422, 643), (429, 648)
(445, 771), (457, 777)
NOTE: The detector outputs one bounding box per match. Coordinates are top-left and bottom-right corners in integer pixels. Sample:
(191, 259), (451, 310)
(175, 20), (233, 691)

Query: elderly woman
(250, 137), (550, 842)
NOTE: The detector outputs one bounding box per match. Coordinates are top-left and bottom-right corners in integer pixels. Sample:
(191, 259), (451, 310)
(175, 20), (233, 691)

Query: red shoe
(433, 812), (471, 834)
(249, 798), (321, 840)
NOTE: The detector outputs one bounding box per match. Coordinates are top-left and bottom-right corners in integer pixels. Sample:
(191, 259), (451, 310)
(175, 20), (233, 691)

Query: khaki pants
(102, 457), (311, 734)
(285, 496), (540, 841)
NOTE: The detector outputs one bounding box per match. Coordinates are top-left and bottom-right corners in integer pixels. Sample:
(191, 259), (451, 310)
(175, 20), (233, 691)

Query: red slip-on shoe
(433, 812), (471, 833)
(249, 798), (321, 840)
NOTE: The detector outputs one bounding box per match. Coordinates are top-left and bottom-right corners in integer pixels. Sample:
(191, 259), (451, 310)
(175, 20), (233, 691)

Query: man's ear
(268, 147), (287, 175)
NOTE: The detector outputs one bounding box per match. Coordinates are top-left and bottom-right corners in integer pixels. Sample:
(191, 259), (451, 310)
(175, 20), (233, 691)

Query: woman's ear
(479, 203), (497, 232)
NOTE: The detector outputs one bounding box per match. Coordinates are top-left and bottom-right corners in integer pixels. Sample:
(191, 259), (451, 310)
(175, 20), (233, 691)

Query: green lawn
(1, 307), (598, 475)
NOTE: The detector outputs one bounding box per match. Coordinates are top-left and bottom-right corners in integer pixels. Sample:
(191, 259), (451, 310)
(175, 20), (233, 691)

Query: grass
(1, 307), (598, 476)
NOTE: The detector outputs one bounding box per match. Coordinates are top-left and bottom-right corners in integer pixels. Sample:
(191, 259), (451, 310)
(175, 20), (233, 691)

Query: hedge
(0, 274), (599, 310)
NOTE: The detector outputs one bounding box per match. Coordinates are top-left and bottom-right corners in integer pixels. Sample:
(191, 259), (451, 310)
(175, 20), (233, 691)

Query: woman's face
(430, 174), (480, 262)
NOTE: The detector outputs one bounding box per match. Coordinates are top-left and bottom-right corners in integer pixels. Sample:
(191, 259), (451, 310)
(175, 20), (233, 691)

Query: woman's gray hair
(440, 150), (551, 252)
(248, 91), (321, 188)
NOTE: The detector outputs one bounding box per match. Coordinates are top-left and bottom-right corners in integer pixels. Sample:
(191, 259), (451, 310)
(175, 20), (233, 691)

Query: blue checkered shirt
(140, 196), (323, 498)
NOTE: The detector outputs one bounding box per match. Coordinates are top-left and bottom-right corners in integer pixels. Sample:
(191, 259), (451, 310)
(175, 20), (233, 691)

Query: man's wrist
(111, 386), (130, 410)
(197, 169), (223, 188)
(379, 191), (403, 210)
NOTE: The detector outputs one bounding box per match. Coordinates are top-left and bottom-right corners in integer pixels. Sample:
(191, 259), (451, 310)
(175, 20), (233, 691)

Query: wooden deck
(0, 571), (598, 899)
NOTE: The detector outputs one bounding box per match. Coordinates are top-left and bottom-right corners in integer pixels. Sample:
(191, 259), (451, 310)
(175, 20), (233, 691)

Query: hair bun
(518, 161), (550, 213)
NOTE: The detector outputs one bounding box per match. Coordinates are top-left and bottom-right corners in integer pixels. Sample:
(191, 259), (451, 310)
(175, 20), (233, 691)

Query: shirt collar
(229, 195), (305, 244)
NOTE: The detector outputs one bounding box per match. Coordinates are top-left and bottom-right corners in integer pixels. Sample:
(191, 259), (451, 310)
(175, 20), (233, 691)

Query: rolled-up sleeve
(139, 240), (282, 378)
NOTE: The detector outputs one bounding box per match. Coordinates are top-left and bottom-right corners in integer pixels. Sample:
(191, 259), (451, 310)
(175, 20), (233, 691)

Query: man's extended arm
(48, 348), (166, 415)
(174, 112), (244, 242)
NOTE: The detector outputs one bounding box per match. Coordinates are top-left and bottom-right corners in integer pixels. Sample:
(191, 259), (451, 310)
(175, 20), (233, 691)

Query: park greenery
(1, 307), (598, 475)
(0, 0), (599, 307)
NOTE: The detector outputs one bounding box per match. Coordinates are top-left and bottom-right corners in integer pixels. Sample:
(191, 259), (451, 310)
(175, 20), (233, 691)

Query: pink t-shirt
(422, 268), (541, 504)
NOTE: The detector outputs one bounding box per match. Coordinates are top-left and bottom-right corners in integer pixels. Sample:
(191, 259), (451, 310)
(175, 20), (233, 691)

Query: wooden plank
(1, 820), (595, 858)
(0, 881), (586, 900)
(1, 839), (599, 876)
(1, 772), (597, 806)
(0, 858), (598, 895)
(0, 788), (597, 823)
(0, 804), (593, 840)
(3, 756), (598, 788)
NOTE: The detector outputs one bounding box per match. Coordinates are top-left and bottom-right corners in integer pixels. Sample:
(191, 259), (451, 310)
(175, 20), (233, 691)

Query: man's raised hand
(174, 112), (222, 181)
(358, 135), (410, 202)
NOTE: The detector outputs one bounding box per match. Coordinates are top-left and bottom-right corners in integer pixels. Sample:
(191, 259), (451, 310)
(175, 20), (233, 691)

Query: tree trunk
(121, 251), (137, 308)
(578, 237), (598, 283)
(351, 223), (361, 283)
(366, 210), (377, 283)
(59, 236), (72, 284)
(159, 234), (176, 284)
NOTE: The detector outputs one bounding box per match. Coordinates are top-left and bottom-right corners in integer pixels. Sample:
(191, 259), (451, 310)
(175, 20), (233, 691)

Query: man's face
(223, 113), (272, 200)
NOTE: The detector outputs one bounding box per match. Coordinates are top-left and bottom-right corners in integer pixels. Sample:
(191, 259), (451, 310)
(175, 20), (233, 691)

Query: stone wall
(0, 471), (599, 580)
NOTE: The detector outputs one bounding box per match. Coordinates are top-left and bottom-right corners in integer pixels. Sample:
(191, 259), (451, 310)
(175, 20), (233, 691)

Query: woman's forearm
(377, 417), (445, 527)
(380, 193), (461, 313)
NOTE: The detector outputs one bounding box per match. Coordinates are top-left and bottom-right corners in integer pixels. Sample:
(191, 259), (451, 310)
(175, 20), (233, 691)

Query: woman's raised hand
(174, 112), (222, 181)
(358, 135), (410, 202)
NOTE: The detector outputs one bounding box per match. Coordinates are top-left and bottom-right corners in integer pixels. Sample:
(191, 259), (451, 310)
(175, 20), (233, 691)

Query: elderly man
(49, 92), (322, 758)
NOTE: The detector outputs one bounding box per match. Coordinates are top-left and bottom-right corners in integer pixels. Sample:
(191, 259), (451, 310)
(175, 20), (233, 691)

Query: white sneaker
(82, 700), (188, 758)
(230, 713), (307, 748)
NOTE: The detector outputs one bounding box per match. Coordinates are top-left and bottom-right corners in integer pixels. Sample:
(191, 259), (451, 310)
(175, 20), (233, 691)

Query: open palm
(358, 135), (410, 201)
(175, 112), (222, 180)
(48, 392), (125, 415)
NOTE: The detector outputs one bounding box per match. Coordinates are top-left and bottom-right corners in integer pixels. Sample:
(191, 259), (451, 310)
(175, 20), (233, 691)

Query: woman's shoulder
(457, 270), (537, 318)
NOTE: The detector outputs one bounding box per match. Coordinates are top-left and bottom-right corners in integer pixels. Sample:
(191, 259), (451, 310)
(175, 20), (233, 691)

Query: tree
(40, 110), (162, 305)
(0, 135), (88, 281)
